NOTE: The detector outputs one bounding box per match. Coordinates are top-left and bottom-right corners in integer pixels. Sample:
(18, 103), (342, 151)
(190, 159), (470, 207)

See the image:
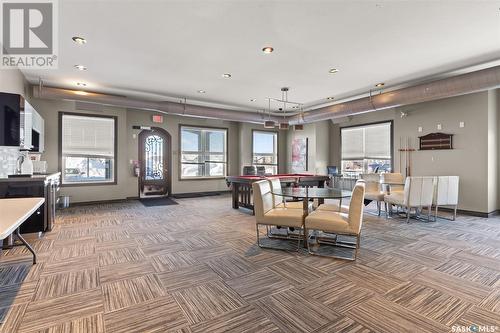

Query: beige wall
(331, 91), (492, 213)
(29, 97), (287, 202)
(286, 121), (330, 174)
(0, 69), (27, 96)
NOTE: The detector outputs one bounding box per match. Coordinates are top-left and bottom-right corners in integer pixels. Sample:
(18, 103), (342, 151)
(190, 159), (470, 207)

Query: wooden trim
(339, 120), (394, 173)
(58, 111), (118, 187)
(251, 129), (280, 172)
(138, 127), (172, 197)
(178, 124), (229, 181)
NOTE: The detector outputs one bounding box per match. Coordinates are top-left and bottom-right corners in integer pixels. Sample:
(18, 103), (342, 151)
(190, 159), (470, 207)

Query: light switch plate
(418, 126), (423, 132)
(459, 121), (465, 128)
(132, 134), (137, 139)
(437, 124), (442, 130)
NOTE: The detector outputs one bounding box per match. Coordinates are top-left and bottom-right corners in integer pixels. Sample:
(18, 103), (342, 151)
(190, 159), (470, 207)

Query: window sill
(61, 181), (117, 187)
(179, 177), (226, 181)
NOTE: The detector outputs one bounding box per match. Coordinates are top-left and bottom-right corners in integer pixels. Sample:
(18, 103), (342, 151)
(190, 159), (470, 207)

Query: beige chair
(360, 173), (384, 215)
(252, 180), (304, 251)
(433, 176), (459, 220)
(384, 176), (434, 223)
(268, 178), (312, 211)
(304, 182), (365, 260)
(380, 172), (405, 192)
(317, 179), (365, 212)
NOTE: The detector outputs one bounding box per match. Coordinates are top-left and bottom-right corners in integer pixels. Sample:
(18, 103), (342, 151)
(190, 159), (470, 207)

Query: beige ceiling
(21, 0), (500, 113)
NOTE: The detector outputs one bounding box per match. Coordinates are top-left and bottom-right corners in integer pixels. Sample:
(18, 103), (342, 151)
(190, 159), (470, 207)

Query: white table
(0, 198), (45, 264)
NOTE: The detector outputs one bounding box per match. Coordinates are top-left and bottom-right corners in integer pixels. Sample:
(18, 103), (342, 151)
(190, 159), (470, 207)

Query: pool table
(225, 174), (330, 213)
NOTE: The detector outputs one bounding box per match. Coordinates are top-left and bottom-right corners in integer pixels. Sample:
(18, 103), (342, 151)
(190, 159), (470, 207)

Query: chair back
(360, 173), (381, 193)
(268, 178), (283, 207)
(433, 176), (459, 205)
(381, 172), (405, 191)
(405, 176), (435, 207)
(252, 180), (274, 222)
(348, 182), (366, 233)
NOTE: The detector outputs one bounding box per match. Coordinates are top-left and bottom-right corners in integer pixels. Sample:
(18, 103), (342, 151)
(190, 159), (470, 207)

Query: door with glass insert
(139, 128), (171, 197)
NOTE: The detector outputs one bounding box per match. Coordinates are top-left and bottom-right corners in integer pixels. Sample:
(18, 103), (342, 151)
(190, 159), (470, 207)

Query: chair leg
(453, 205), (457, 221)
(435, 205), (439, 221)
(406, 207), (411, 223)
(427, 205), (432, 222)
(256, 224), (261, 247)
(385, 202), (388, 219)
(355, 233), (360, 259)
(377, 201), (381, 216)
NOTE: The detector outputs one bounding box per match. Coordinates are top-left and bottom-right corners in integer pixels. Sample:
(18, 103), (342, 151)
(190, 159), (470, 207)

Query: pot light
(74, 64), (87, 71)
(329, 68), (339, 74)
(197, 90), (206, 94)
(262, 46), (274, 54)
(72, 36), (87, 44)
(250, 99), (257, 102)
(76, 82), (87, 87)
(327, 97), (334, 100)
(222, 73), (231, 78)
(375, 82), (385, 87)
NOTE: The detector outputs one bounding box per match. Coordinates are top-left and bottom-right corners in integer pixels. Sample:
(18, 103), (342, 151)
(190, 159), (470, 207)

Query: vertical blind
(341, 122), (391, 160)
(62, 114), (115, 157)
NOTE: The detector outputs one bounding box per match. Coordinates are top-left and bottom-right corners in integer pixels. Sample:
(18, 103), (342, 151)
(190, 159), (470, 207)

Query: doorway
(138, 127), (172, 198)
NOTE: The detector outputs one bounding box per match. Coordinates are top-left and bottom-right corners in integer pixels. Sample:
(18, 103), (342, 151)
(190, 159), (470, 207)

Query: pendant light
(264, 98), (276, 128)
(279, 87), (289, 130)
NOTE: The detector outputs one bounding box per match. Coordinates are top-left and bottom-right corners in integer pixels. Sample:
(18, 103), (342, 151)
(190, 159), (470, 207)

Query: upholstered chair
(252, 180), (304, 251)
(380, 172), (405, 192)
(384, 176), (435, 223)
(268, 178), (312, 211)
(433, 176), (459, 220)
(359, 173), (384, 215)
(304, 182), (365, 260)
(317, 179), (365, 212)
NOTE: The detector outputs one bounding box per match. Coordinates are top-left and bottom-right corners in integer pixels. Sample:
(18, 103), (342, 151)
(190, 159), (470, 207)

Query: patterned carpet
(0, 194), (499, 333)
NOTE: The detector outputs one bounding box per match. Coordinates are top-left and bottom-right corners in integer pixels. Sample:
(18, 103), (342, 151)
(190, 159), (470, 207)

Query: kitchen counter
(0, 172), (61, 183)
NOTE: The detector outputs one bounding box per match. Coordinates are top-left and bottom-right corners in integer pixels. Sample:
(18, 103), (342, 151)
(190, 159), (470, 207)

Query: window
(180, 126), (227, 178)
(252, 130), (278, 174)
(341, 122), (392, 177)
(60, 113), (116, 185)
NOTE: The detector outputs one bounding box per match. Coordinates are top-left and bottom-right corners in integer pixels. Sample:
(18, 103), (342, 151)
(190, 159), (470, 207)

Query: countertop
(0, 172), (61, 183)
(0, 197), (45, 239)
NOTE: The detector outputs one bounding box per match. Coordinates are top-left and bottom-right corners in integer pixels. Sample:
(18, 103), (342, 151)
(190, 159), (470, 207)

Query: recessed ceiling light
(72, 36), (87, 44)
(197, 90), (206, 94)
(74, 64), (87, 71)
(292, 106), (299, 109)
(329, 68), (339, 74)
(375, 82), (385, 87)
(327, 97), (335, 100)
(250, 99), (257, 102)
(222, 73), (231, 78)
(262, 46), (274, 54)
(76, 82), (87, 87)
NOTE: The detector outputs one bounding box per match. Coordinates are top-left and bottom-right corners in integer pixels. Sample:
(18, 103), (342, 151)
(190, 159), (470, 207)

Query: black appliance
(0, 92), (21, 146)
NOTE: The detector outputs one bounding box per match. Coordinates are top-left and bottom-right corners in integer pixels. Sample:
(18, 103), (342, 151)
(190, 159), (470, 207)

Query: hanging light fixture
(279, 87), (289, 130)
(264, 98), (276, 128)
(293, 106), (305, 130)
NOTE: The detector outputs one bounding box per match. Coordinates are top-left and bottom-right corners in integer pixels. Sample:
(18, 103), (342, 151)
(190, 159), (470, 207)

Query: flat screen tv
(0, 92), (21, 146)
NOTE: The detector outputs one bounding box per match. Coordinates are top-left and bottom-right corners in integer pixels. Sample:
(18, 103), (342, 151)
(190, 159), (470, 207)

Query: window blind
(62, 115), (115, 157)
(341, 122), (391, 159)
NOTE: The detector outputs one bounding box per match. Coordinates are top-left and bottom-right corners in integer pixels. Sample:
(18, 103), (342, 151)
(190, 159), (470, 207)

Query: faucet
(16, 155), (24, 174)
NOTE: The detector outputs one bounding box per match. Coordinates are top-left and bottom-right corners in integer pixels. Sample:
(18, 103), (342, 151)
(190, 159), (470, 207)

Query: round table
(273, 187), (352, 217)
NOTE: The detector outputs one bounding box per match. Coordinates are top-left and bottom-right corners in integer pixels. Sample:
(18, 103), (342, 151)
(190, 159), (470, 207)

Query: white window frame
(60, 113), (117, 185)
(180, 125), (228, 179)
(252, 130), (278, 175)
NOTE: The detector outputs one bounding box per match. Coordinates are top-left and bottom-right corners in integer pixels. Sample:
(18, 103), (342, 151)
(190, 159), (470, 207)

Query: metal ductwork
(289, 65), (500, 124)
(33, 64), (500, 125)
(32, 86), (282, 124)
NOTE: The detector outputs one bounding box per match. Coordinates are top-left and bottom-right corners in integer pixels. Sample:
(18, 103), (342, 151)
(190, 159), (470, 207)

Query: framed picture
(291, 138), (308, 172)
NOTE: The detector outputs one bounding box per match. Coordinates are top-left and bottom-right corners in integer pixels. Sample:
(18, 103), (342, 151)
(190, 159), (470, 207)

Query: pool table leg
(232, 183), (239, 209)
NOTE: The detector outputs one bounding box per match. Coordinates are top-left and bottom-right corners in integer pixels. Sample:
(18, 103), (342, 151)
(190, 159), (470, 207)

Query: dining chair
(433, 176), (459, 220)
(384, 176), (435, 223)
(267, 178), (312, 211)
(252, 180), (304, 251)
(304, 182), (365, 260)
(360, 173), (384, 215)
(317, 179), (365, 212)
(380, 172), (405, 192)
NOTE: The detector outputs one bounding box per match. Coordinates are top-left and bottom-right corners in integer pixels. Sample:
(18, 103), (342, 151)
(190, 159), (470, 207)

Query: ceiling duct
(32, 86), (282, 124)
(289, 64), (500, 124)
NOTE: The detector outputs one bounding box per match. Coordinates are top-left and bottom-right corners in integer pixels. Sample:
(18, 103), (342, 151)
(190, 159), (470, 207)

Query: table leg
(302, 198), (309, 248)
(339, 198), (342, 211)
(15, 228), (36, 264)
